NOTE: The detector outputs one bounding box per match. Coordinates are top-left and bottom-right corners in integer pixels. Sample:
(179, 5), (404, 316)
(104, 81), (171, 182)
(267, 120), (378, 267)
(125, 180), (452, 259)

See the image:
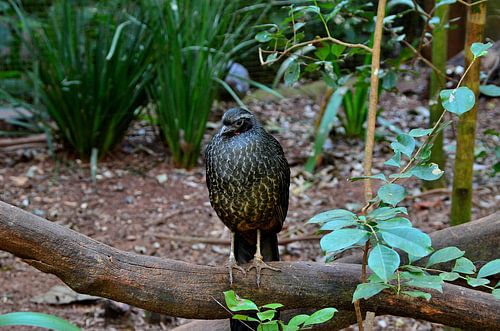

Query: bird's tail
(231, 232), (279, 331)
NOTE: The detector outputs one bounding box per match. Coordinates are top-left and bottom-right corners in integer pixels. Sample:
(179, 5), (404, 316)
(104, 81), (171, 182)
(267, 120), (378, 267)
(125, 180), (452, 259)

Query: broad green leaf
(302, 308), (337, 327)
(402, 290), (432, 301)
(284, 61), (300, 86)
(232, 314), (260, 322)
(477, 259), (500, 278)
(352, 282), (390, 302)
(480, 84), (500, 97)
(320, 229), (369, 253)
(388, 172), (413, 179)
(282, 325), (299, 331)
(350, 173), (387, 182)
(391, 134), (416, 157)
(377, 183), (406, 206)
(315, 46), (331, 61)
(409, 128), (433, 137)
(382, 71), (397, 90)
(405, 274), (443, 292)
(257, 309), (276, 322)
(320, 219), (358, 231)
(452, 257), (476, 275)
(470, 42), (493, 58)
(376, 217), (412, 229)
(255, 31), (272, 43)
(368, 207), (408, 221)
(385, 152), (401, 167)
(380, 227), (432, 257)
(440, 87), (475, 115)
(224, 290), (258, 312)
(266, 53), (278, 62)
(261, 303), (284, 310)
(331, 44), (346, 57)
(466, 277), (490, 287)
(493, 289), (500, 299)
(292, 5), (320, 14)
(439, 272), (460, 281)
(426, 246), (465, 267)
(368, 244), (400, 282)
(410, 163), (444, 181)
(0, 312), (80, 331)
(402, 265), (425, 274)
(258, 321), (279, 331)
(287, 314), (309, 327)
(308, 209), (356, 224)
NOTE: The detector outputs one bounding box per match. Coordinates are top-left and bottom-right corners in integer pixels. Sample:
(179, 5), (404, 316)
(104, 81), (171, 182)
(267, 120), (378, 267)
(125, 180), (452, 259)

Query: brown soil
(0, 77), (498, 330)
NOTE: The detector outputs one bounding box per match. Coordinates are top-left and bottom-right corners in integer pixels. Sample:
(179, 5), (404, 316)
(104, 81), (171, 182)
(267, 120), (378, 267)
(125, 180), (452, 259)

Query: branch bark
(0, 201), (499, 330)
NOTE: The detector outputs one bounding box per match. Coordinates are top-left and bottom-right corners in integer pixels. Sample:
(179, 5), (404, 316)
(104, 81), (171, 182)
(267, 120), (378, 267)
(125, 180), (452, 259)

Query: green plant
(0, 312), (80, 330)
(223, 290), (336, 331)
(308, 42), (500, 304)
(11, 0), (153, 159)
(148, 0), (269, 169)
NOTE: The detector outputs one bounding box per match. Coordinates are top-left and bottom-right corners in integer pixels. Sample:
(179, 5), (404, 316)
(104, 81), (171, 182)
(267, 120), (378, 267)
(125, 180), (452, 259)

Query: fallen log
(0, 201), (499, 329)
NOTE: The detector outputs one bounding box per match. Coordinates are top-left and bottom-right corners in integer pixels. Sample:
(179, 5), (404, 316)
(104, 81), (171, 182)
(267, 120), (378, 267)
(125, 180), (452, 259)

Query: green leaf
(302, 308), (337, 327)
(377, 183), (406, 206)
(331, 44), (346, 57)
(385, 152), (402, 167)
(315, 46), (331, 61)
(480, 84), (500, 97)
(0, 312), (80, 331)
(380, 227), (432, 257)
(426, 246), (465, 267)
(466, 277), (490, 287)
(368, 244), (400, 282)
(255, 31), (272, 43)
(320, 219), (358, 231)
(409, 128), (434, 137)
(405, 274), (444, 292)
(266, 53), (278, 62)
(402, 265), (425, 274)
(440, 87), (475, 115)
(439, 272), (460, 281)
(350, 174), (387, 182)
(391, 134), (416, 157)
(257, 310), (276, 322)
(232, 314), (260, 322)
(477, 259), (500, 278)
(376, 217), (412, 229)
(382, 71), (397, 90)
(436, 0), (456, 7)
(258, 321), (279, 331)
(308, 209), (356, 224)
(320, 228), (369, 254)
(368, 207), (408, 221)
(287, 314), (309, 327)
(493, 289), (500, 299)
(292, 5), (320, 14)
(224, 290), (258, 312)
(402, 290), (432, 301)
(352, 282), (390, 302)
(284, 61), (300, 86)
(261, 303), (284, 310)
(410, 163), (444, 181)
(470, 42), (493, 58)
(452, 257), (476, 275)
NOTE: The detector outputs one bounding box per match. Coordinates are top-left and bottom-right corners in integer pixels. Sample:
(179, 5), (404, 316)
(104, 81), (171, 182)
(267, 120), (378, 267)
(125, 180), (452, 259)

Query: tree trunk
(450, 0), (487, 225)
(423, 1), (449, 190)
(0, 201), (499, 330)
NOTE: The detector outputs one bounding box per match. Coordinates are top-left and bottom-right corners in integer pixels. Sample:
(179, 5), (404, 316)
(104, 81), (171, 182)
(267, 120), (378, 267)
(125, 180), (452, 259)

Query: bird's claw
(246, 256), (280, 287)
(227, 256), (246, 286)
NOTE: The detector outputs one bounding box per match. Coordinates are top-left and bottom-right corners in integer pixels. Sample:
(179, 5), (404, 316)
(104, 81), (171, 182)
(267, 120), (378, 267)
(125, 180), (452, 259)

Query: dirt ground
(0, 75), (498, 330)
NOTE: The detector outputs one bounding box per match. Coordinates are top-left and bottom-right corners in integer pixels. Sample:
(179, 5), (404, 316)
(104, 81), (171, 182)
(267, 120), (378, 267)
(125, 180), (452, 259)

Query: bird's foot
(246, 255), (280, 287)
(227, 255), (246, 286)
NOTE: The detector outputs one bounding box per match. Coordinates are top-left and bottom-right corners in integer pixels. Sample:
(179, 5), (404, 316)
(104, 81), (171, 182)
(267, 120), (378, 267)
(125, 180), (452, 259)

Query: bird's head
(219, 108), (257, 137)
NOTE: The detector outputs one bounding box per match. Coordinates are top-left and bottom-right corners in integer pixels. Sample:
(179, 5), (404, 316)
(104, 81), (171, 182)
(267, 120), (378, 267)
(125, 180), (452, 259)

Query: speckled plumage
(205, 108), (290, 244)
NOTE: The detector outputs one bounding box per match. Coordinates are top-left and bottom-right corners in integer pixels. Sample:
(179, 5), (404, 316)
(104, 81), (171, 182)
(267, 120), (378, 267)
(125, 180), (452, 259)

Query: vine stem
(356, 0), (388, 330)
(258, 37), (372, 66)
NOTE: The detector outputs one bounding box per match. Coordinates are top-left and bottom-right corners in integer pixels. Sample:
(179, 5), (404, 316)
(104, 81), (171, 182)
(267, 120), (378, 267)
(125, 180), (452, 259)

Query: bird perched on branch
(205, 108), (290, 287)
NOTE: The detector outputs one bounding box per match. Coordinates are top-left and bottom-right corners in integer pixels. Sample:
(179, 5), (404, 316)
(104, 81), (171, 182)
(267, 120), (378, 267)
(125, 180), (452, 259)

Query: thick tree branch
(0, 201), (499, 330)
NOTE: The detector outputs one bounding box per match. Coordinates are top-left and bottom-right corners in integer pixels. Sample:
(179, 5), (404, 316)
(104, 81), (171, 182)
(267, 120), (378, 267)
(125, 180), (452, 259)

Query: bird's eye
(236, 119), (245, 126)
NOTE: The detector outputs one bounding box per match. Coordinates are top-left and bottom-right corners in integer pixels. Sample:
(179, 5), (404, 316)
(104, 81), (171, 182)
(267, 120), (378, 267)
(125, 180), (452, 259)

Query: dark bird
(205, 108), (290, 287)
